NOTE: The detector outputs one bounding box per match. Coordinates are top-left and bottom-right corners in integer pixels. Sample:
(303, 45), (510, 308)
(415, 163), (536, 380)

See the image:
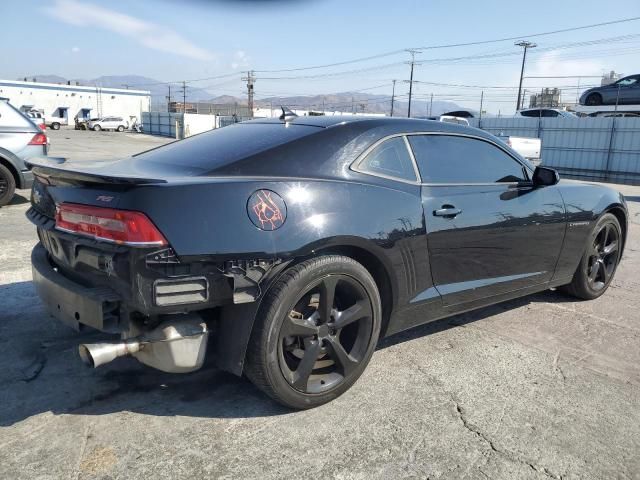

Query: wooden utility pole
(390, 80), (396, 117)
(242, 71), (256, 118)
(406, 49), (419, 118)
(181, 81), (187, 113)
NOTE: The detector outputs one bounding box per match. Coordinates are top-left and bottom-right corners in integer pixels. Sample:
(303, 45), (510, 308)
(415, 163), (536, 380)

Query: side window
(520, 110), (537, 117)
(408, 135), (527, 184)
(543, 110), (559, 117)
(357, 137), (417, 182)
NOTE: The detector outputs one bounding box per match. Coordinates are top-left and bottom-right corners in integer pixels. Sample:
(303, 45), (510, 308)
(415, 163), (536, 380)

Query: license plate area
(32, 244), (120, 331)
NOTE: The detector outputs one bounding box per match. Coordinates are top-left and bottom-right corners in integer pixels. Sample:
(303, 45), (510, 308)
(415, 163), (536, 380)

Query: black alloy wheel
(278, 274), (374, 394)
(585, 222), (620, 292)
(562, 213), (622, 300)
(245, 255), (381, 409)
(586, 93), (602, 106)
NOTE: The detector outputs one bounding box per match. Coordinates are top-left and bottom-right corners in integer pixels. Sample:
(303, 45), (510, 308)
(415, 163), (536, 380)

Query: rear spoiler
(26, 157), (167, 185)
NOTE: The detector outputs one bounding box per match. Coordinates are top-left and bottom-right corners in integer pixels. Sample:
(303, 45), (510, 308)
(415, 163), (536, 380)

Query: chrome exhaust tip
(77, 314), (208, 373)
(78, 340), (141, 368)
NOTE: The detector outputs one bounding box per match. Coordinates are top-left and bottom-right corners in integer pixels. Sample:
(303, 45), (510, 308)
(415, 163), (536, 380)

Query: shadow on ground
(0, 279), (569, 426)
(7, 192), (29, 206)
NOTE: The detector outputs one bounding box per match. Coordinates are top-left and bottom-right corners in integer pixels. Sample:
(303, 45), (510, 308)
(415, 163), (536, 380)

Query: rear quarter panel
(109, 178), (433, 319)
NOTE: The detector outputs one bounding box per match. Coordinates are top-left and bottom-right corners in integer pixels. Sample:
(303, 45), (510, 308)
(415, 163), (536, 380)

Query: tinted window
(519, 110), (539, 117)
(134, 122), (321, 169)
(358, 137), (417, 182)
(408, 135), (527, 184)
(616, 76), (638, 87)
(542, 110), (559, 117)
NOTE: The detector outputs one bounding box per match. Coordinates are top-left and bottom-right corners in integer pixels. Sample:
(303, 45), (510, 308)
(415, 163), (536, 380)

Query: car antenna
(279, 106), (298, 123)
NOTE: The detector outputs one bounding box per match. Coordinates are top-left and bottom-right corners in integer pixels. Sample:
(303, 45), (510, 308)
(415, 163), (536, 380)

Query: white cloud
(231, 50), (249, 70)
(527, 51), (605, 80)
(45, 0), (214, 61)
(71, 46), (80, 53)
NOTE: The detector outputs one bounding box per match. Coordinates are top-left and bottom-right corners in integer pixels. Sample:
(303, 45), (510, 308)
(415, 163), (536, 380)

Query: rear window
(134, 122), (321, 170)
(0, 100), (37, 128)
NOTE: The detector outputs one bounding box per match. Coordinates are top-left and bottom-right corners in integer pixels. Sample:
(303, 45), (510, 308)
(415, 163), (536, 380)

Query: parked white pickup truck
(497, 135), (542, 166)
(45, 115), (68, 130)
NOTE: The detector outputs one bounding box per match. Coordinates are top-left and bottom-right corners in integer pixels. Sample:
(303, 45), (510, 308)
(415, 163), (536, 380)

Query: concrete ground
(0, 129), (639, 480)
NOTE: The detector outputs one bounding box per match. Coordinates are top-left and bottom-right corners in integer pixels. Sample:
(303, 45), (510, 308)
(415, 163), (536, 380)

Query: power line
(412, 16), (640, 50)
(251, 16), (640, 75)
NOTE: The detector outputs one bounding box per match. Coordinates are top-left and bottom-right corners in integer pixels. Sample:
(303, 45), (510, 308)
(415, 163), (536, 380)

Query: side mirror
(532, 166), (560, 187)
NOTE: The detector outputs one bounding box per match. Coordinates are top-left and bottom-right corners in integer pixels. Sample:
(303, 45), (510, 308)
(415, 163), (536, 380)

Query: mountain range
(22, 74), (462, 116)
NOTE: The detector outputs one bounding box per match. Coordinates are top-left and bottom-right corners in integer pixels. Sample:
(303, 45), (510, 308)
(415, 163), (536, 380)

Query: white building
(0, 79), (150, 125)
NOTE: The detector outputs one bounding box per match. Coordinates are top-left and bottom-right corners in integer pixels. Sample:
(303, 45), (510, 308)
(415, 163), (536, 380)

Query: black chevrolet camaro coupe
(27, 116), (627, 409)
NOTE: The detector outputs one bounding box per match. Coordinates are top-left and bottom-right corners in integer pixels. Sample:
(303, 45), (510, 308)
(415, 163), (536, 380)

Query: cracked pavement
(0, 130), (639, 479)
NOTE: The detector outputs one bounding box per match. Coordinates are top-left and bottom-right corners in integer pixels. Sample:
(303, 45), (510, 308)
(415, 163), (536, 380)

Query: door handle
(433, 206), (462, 217)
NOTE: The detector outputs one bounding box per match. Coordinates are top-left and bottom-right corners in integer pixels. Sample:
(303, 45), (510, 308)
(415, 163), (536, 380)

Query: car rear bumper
(31, 242), (121, 331)
(20, 169), (34, 190)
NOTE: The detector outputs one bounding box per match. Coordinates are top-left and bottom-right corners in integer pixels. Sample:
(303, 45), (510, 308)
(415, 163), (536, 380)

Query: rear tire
(93, 125), (102, 131)
(561, 213), (622, 300)
(0, 163), (16, 207)
(245, 255), (381, 409)
(586, 93), (602, 106)
(51, 122), (60, 130)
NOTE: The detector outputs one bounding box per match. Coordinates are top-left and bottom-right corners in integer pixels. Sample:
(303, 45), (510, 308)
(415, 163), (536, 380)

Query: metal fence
(142, 112), (180, 137)
(469, 117), (640, 185)
(217, 115), (252, 128)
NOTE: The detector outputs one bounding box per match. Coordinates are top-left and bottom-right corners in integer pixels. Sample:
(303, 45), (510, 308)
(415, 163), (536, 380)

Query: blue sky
(3, 0), (640, 113)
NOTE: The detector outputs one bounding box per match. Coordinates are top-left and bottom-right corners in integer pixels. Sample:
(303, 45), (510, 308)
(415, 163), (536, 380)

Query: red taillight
(29, 133), (48, 145)
(39, 123), (46, 131)
(55, 203), (168, 247)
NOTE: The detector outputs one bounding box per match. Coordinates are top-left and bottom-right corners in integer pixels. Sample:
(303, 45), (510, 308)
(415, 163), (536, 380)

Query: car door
(617, 75), (640, 104)
(407, 133), (566, 307)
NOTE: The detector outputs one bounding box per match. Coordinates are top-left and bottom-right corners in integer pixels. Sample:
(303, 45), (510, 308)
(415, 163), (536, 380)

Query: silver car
(0, 98), (48, 206)
(580, 74), (640, 106)
(87, 116), (129, 132)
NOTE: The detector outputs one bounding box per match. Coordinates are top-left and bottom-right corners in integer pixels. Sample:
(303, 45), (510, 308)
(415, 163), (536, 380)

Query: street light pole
(515, 41), (536, 111)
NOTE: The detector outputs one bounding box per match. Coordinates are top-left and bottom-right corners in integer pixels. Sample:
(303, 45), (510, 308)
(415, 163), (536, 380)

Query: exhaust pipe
(78, 340), (141, 368)
(78, 314), (208, 373)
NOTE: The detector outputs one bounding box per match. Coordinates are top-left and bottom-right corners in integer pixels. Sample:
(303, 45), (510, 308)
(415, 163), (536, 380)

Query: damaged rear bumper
(32, 242), (120, 331)
(31, 243), (209, 372)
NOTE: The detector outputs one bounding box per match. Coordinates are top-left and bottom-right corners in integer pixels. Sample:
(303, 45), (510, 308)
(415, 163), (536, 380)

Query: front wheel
(117, 125), (125, 132)
(245, 255), (381, 409)
(93, 125), (101, 131)
(586, 93), (602, 106)
(51, 122), (61, 130)
(561, 213), (622, 300)
(0, 163), (16, 207)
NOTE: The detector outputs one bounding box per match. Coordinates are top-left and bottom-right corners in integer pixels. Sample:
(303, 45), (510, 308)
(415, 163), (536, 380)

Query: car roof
(246, 115), (481, 134)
